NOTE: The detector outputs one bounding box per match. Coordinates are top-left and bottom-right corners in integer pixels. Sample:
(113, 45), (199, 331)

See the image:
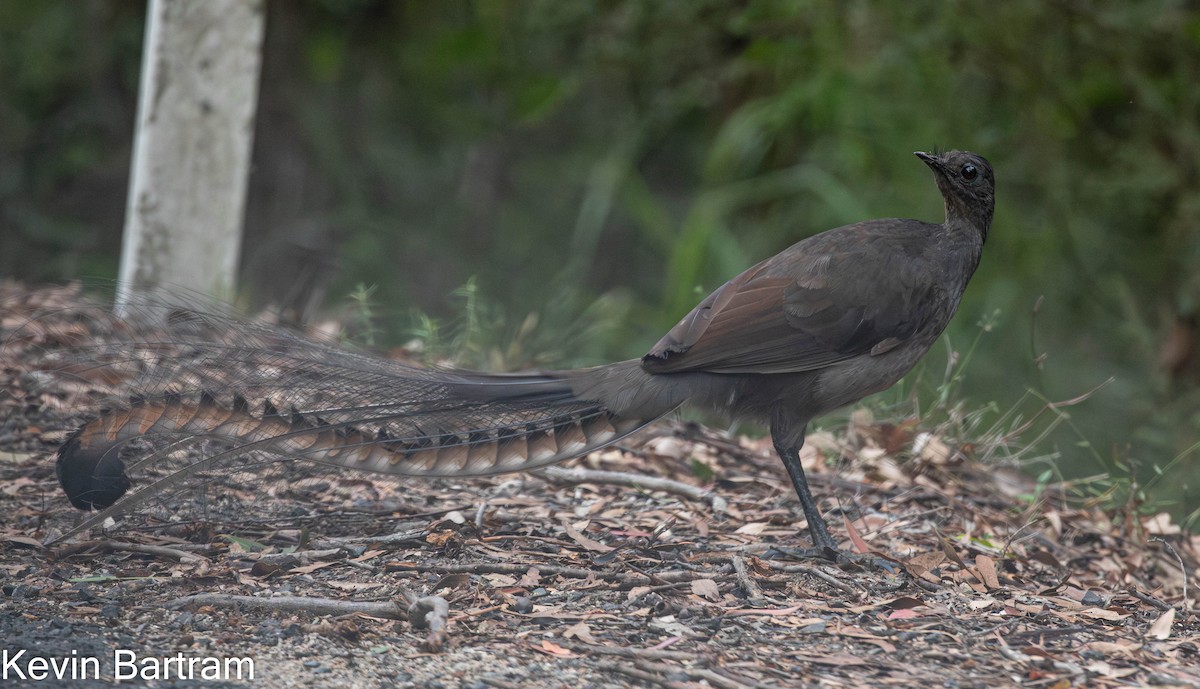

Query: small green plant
(690, 458), (715, 483)
(344, 283), (382, 348)
(399, 277), (633, 371)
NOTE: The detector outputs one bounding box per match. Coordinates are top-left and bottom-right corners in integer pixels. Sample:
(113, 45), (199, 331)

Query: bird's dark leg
(769, 420), (901, 574)
(773, 433), (837, 551)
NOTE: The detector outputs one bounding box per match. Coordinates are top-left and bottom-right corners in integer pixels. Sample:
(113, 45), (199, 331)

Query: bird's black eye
(961, 164), (978, 182)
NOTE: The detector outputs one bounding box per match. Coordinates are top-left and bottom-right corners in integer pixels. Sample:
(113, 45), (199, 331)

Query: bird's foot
(765, 545), (902, 575)
(763, 544), (837, 561)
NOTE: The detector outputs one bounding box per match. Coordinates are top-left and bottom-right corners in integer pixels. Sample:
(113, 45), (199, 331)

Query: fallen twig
(557, 642), (696, 661)
(166, 593), (408, 619)
(995, 631), (1085, 676)
(252, 548), (342, 565)
(60, 540), (210, 563)
(308, 527), (428, 549)
(768, 562), (864, 597)
(633, 659), (757, 689)
(1128, 587), (1172, 612)
(1151, 537), (1191, 615)
(535, 466), (728, 515)
(407, 595), (451, 651)
(597, 661), (691, 689)
(386, 561), (705, 587)
(731, 555), (765, 605)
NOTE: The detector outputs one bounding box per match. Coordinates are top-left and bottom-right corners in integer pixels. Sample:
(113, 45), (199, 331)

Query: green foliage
(343, 283), (382, 348)
(690, 458), (716, 484)
(399, 276), (633, 371)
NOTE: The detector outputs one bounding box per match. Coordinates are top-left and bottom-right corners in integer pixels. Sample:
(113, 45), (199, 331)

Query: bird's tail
(57, 367), (661, 509)
(35, 292), (679, 541)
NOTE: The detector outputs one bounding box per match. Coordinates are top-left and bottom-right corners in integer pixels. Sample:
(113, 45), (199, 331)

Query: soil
(2, 281), (1198, 688)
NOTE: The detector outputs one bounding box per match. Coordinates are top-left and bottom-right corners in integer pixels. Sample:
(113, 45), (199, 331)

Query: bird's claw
(764, 545), (901, 575)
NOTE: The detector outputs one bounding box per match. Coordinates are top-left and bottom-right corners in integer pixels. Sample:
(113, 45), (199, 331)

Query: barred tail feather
(53, 375), (664, 542)
(26, 287), (680, 542)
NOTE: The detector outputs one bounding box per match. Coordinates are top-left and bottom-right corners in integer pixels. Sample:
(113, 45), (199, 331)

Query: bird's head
(915, 150), (994, 240)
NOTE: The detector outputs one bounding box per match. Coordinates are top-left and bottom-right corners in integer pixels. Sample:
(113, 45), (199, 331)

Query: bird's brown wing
(642, 225), (935, 375)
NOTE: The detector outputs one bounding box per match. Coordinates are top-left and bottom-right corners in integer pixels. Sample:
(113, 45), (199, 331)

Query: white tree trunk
(117, 0), (266, 313)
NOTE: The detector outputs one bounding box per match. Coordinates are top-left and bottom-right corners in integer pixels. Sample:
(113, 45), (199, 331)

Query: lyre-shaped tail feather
(53, 372), (668, 542)
(57, 386), (655, 509)
(28, 288), (677, 542)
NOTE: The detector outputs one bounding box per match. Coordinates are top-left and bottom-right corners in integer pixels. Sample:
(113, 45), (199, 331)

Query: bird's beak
(914, 151), (938, 168)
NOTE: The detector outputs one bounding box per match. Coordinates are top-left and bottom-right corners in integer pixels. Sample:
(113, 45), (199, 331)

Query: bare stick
(557, 642), (695, 661)
(634, 659), (756, 689)
(253, 548), (342, 565)
(1128, 587), (1172, 612)
(1152, 537), (1191, 614)
(309, 527), (428, 549)
(166, 593), (408, 619)
(408, 595), (450, 651)
(535, 466), (728, 515)
(101, 541), (208, 563)
(597, 662), (690, 689)
(731, 556), (765, 605)
(387, 561), (705, 587)
(769, 563), (863, 597)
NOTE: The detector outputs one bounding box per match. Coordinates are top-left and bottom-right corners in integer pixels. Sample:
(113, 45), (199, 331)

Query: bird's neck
(940, 214), (988, 289)
(944, 208), (990, 249)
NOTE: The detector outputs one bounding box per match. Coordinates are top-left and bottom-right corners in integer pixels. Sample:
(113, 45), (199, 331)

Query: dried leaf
(648, 616), (692, 637)
(425, 531), (457, 547)
(968, 597), (997, 611)
(536, 640), (575, 657)
(483, 573), (517, 587)
(843, 515), (870, 554)
(562, 520), (614, 552)
(1079, 607), (1129, 621)
(724, 605), (806, 617)
(789, 653), (868, 667)
(974, 554), (1000, 590)
(913, 432), (953, 463)
(517, 567), (541, 588)
(644, 437), (688, 461)
(1, 533), (44, 548)
(1147, 608), (1175, 640)
(940, 538), (968, 569)
(1043, 511), (1063, 538)
(885, 596), (926, 610)
(735, 522), (768, 535)
(1083, 661), (1139, 679)
(1083, 639), (1142, 655)
(690, 578), (720, 601)
(905, 551), (946, 583)
(431, 573), (472, 593)
(1144, 512), (1180, 535)
(1021, 645), (1056, 659)
(290, 561), (334, 574)
(561, 621), (597, 644)
(1027, 549), (1063, 569)
(626, 586), (651, 602)
(249, 561), (284, 577)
